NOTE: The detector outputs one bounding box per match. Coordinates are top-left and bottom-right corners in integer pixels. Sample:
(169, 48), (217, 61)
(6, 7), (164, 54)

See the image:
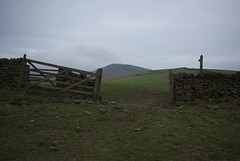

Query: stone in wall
(173, 72), (240, 102)
(0, 58), (29, 89)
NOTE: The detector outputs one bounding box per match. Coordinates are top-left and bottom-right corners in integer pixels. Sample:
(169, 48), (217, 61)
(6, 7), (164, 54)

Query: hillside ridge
(101, 63), (151, 75)
(102, 67), (237, 82)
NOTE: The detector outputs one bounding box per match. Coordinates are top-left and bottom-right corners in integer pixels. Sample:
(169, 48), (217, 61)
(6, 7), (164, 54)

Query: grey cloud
(0, 0), (240, 71)
(20, 45), (119, 71)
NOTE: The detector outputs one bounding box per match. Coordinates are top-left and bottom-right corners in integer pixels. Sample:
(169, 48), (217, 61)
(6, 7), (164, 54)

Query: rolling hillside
(102, 67), (238, 83)
(101, 63), (151, 75)
(101, 67), (238, 103)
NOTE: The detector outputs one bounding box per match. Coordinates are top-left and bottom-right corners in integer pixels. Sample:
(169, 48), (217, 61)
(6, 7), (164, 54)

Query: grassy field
(0, 68), (239, 161)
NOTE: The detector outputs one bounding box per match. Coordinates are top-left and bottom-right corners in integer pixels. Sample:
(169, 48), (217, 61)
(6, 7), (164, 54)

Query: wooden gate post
(199, 55), (203, 74)
(169, 69), (175, 105)
(17, 54), (27, 90)
(93, 68), (103, 100)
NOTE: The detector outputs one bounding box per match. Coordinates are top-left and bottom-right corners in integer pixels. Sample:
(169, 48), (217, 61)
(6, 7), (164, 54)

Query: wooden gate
(19, 54), (102, 100)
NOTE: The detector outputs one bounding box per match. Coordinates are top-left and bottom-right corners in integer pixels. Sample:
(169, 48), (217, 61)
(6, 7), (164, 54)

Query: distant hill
(102, 67), (238, 82)
(101, 64), (151, 75)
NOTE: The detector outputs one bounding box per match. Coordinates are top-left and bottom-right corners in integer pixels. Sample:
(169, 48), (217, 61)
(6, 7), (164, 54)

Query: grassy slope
(101, 70), (170, 104)
(101, 68), (237, 103)
(103, 68), (237, 83)
(1, 97), (239, 161)
(0, 68), (239, 161)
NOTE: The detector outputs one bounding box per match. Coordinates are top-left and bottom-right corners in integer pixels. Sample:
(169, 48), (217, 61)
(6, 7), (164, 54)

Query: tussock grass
(1, 99), (239, 161)
(0, 67), (239, 160)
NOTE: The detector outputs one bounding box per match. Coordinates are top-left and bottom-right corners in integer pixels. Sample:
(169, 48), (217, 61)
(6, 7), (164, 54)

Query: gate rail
(19, 54), (102, 100)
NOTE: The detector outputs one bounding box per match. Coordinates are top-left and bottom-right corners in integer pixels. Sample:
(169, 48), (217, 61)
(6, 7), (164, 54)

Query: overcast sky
(0, 0), (239, 71)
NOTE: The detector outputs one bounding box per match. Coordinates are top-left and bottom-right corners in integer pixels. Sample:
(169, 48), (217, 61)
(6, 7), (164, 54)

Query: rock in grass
(99, 109), (107, 114)
(86, 100), (93, 104)
(134, 127), (143, 132)
(5, 104), (12, 108)
(39, 140), (46, 147)
(49, 141), (61, 147)
(75, 126), (80, 132)
(7, 107), (14, 112)
(72, 99), (83, 104)
(84, 111), (91, 115)
(101, 100), (108, 105)
(48, 146), (58, 152)
(208, 105), (220, 109)
(113, 106), (122, 110)
(29, 120), (35, 123)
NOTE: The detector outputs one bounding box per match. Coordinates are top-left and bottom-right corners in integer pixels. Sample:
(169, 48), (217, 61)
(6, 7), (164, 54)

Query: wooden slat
(55, 72), (89, 82)
(26, 59), (97, 76)
(30, 74), (44, 77)
(30, 69), (58, 75)
(29, 74), (56, 77)
(36, 84), (92, 95)
(29, 77), (93, 89)
(29, 76), (55, 81)
(29, 78), (53, 88)
(28, 70), (58, 88)
(78, 85), (94, 90)
(29, 76), (55, 79)
(54, 81), (94, 89)
(31, 67), (94, 82)
(29, 66), (67, 88)
(30, 69), (58, 72)
(59, 76), (94, 93)
(25, 57), (99, 96)
(56, 75), (84, 82)
(28, 61), (56, 87)
(29, 77), (45, 81)
(29, 76), (94, 90)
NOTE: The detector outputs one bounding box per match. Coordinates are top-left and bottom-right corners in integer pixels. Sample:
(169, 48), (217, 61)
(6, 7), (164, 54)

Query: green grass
(101, 69), (170, 104)
(101, 82), (169, 104)
(102, 67), (238, 83)
(0, 67), (239, 161)
(101, 67), (238, 104)
(1, 98), (239, 161)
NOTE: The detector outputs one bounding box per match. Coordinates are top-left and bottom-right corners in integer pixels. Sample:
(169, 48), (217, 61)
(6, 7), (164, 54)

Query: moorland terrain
(0, 67), (239, 161)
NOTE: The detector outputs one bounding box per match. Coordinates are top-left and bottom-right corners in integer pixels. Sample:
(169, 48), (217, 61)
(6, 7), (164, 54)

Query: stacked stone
(173, 72), (240, 102)
(0, 58), (29, 89)
(174, 73), (195, 101)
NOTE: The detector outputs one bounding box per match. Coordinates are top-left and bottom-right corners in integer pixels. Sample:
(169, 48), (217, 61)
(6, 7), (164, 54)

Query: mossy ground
(0, 81), (240, 161)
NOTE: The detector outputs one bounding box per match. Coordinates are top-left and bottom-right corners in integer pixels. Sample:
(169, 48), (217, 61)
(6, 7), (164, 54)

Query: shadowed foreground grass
(1, 83), (240, 161)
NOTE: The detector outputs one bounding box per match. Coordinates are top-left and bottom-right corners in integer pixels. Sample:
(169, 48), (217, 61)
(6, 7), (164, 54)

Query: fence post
(17, 54), (27, 90)
(93, 68), (103, 100)
(199, 55), (203, 73)
(169, 69), (175, 105)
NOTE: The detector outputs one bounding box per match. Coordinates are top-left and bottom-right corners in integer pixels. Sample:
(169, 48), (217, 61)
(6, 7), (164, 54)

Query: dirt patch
(142, 89), (166, 107)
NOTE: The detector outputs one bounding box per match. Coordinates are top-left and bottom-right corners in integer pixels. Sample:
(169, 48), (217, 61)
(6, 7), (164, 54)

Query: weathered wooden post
(169, 69), (175, 105)
(93, 68), (103, 100)
(199, 55), (203, 73)
(17, 54), (27, 90)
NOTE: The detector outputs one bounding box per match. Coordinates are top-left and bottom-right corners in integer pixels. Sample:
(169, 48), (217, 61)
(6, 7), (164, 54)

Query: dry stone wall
(173, 72), (240, 102)
(0, 58), (29, 89)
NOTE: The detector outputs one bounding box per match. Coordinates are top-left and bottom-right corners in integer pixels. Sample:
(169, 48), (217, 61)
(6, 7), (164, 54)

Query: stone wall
(0, 58), (29, 89)
(173, 72), (240, 102)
